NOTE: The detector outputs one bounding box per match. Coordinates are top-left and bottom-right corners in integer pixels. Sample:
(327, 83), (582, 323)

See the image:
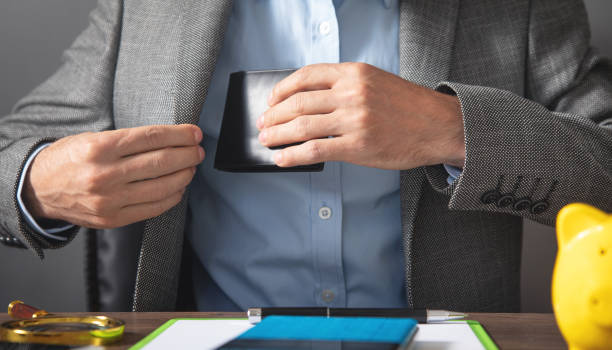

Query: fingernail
(198, 146), (205, 160)
(194, 128), (203, 143)
(273, 151), (283, 165)
(192, 167), (197, 174)
(256, 114), (264, 130)
(258, 130), (267, 144)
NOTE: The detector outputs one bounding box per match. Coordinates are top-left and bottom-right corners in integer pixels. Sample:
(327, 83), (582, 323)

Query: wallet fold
(214, 69), (325, 172)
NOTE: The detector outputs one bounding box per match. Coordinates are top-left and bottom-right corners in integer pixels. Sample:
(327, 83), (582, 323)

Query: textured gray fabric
(411, 185), (522, 311)
(1, 0), (611, 312)
(424, 0), (612, 225)
(130, 0), (234, 312)
(397, 0), (458, 309)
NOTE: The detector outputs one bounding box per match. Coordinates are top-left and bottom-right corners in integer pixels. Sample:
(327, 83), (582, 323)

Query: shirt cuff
(443, 164), (463, 185)
(16, 143), (74, 241)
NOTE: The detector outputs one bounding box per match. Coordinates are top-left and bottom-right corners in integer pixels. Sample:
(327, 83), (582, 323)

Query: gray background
(1, 0), (610, 313)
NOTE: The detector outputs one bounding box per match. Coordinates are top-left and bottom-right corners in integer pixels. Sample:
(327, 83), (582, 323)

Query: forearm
(0, 0), (122, 256)
(426, 79), (612, 225)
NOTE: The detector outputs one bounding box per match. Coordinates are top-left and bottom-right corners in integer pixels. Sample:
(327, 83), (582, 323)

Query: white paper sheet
(133, 319), (486, 350)
(135, 319), (253, 350)
(414, 323), (485, 350)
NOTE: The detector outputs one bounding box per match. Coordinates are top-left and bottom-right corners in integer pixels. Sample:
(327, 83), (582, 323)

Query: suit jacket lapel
(174, 0), (234, 125)
(398, 0), (459, 308)
(133, 0), (233, 311)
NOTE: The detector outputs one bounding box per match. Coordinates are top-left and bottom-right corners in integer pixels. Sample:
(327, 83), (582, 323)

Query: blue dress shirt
(189, 0), (406, 311)
(16, 0), (461, 310)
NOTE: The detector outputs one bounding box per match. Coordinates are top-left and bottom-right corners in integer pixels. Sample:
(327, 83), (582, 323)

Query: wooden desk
(0, 312), (566, 349)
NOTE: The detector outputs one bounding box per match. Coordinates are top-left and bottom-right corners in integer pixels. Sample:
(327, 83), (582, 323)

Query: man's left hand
(257, 63), (465, 170)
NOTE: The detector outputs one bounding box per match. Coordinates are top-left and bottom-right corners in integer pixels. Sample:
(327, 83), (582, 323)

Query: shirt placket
(309, 0), (346, 307)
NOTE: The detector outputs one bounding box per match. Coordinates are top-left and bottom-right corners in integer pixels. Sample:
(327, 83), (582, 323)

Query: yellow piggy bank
(553, 203), (612, 350)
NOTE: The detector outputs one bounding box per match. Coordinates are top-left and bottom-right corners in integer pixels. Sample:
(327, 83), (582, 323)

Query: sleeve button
(513, 198), (532, 211)
(530, 201), (549, 215)
(481, 190), (501, 204)
(496, 194), (515, 208)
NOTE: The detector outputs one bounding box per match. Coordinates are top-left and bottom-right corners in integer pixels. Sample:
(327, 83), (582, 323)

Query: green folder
(465, 320), (499, 350)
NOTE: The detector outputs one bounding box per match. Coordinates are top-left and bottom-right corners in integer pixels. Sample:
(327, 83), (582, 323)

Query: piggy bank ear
(556, 203), (608, 248)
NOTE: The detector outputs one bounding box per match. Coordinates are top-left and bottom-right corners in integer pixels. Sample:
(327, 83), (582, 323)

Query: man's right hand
(22, 124), (205, 229)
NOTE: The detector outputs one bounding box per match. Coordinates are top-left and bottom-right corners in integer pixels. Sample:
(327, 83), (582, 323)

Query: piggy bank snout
(588, 286), (612, 328)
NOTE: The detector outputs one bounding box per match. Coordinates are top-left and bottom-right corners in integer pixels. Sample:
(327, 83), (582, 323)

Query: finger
(273, 137), (346, 167)
(120, 145), (204, 181)
(268, 64), (339, 106)
(259, 113), (339, 148)
(108, 124), (202, 157)
(115, 190), (185, 226)
(259, 90), (336, 129)
(122, 167), (196, 206)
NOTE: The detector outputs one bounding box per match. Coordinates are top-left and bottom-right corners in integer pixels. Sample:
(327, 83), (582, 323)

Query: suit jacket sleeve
(424, 0), (612, 226)
(0, 0), (122, 258)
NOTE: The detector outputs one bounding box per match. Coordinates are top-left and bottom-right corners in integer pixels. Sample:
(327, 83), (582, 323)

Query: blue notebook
(217, 316), (418, 349)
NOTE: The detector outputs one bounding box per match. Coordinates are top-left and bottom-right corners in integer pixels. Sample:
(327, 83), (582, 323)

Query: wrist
(23, 178), (46, 220)
(435, 93), (465, 167)
(22, 148), (54, 221)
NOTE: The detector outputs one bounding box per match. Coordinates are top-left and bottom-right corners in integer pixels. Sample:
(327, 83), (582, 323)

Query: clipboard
(129, 318), (498, 350)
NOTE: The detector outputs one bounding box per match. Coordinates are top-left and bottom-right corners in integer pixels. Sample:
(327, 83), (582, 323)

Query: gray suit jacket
(1, 0), (611, 312)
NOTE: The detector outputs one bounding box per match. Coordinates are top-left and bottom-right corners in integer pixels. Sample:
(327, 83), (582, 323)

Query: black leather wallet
(214, 69), (325, 172)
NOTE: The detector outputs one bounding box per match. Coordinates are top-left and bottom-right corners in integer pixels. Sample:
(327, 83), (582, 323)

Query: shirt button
(321, 289), (335, 303)
(318, 206), (332, 220)
(319, 21), (331, 35)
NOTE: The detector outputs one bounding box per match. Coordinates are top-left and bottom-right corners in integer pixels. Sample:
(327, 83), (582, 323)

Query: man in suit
(0, 0), (611, 312)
